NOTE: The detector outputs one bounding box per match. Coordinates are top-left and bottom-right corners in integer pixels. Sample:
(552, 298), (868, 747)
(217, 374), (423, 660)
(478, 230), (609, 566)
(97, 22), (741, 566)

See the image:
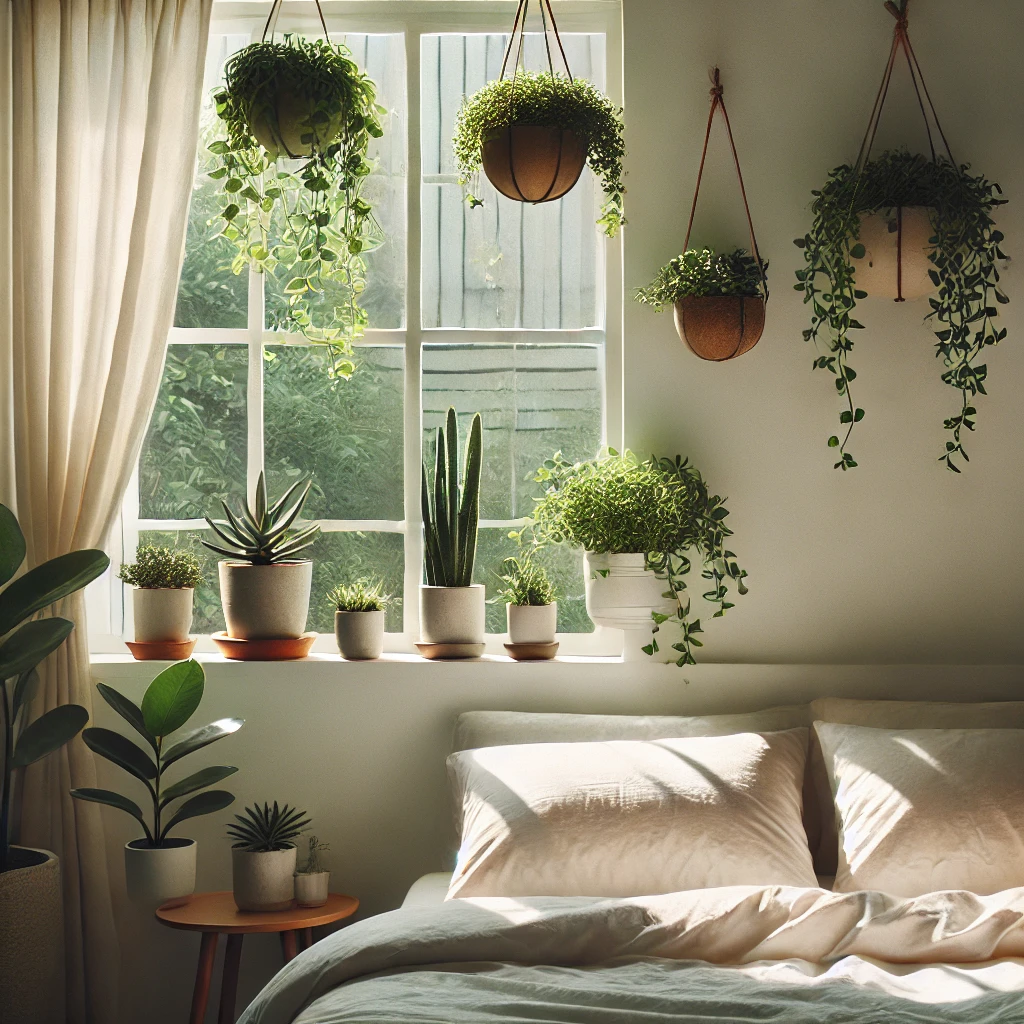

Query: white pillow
(446, 729), (817, 899)
(815, 722), (1024, 897)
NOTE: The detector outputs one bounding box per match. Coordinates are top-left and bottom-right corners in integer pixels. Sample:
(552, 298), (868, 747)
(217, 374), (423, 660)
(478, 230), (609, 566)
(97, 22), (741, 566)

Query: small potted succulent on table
(71, 660), (242, 906)
(228, 801), (311, 912)
(497, 556), (558, 660)
(294, 835), (330, 909)
(118, 545), (204, 660)
(330, 578), (389, 661)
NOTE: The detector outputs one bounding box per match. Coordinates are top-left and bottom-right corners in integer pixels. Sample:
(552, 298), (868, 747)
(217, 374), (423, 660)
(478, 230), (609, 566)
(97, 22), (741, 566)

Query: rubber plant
(208, 5), (385, 376)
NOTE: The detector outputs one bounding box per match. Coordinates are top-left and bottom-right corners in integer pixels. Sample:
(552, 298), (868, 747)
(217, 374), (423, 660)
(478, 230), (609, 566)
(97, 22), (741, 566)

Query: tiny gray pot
(335, 609), (384, 660)
(294, 871), (330, 908)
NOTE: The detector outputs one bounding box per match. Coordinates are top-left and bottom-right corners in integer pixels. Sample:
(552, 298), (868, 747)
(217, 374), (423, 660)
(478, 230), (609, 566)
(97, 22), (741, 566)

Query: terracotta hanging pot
(673, 295), (766, 362)
(850, 205), (936, 300)
(481, 125), (588, 203)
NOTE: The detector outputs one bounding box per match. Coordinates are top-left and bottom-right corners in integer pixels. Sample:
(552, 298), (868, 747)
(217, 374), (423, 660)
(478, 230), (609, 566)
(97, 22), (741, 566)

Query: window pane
(174, 34), (250, 329)
(421, 33), (605, 329)
(264, 345), (404, 521)
(422, 343), (603, 520)
(138, 530), (225, 635)
(139, 345), (248, 520)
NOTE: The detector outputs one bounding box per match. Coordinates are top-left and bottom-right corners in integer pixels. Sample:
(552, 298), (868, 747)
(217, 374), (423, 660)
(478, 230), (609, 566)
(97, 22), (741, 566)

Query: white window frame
(89, 0), (624, 657)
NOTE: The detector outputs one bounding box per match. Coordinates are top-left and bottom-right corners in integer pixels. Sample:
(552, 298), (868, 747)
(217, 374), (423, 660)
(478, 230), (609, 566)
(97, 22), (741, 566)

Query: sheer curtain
(1, 0), (212, 1020)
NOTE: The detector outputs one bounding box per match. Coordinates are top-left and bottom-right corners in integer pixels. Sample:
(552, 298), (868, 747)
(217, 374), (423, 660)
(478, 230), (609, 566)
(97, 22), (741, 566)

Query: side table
(156, 891), (359, 1024)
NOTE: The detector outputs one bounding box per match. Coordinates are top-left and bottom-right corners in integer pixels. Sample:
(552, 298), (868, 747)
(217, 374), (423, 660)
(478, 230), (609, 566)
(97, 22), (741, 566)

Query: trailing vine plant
(635, 248), (767, 309)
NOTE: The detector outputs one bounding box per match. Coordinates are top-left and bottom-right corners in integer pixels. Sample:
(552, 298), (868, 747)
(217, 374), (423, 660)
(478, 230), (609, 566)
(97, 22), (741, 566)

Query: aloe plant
(227, 801), (310, 853)
(202, 472), (319, 565)
(421, 408), (482, 588)
(0, 504), (110, 873)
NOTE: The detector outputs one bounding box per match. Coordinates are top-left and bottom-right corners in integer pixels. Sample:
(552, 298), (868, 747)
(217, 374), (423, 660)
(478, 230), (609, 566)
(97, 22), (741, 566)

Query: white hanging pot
(232, 847), (297, 912)
(335, 610), (385, 660)
(507, 603), (557, 644)
(124, 838), (196, 907)
(419, 585), (485, 644)
(219, 561), (312, 640)
(584, 553), (674, 631)
(294, 871), (330, 908)
(850, 206), (936, 300)
(132, 588), (194, 643)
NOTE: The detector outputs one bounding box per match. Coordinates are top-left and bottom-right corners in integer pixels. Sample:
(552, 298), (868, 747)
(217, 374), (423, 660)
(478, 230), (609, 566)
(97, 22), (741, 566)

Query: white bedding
(239, 885), (1024, 1023)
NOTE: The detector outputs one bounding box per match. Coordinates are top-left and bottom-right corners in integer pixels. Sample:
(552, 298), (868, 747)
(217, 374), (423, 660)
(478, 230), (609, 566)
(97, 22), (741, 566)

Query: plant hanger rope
(262, 0), (330, 42)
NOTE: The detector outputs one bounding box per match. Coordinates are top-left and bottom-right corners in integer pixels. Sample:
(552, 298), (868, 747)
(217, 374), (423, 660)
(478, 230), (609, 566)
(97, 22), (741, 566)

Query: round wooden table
(156, 891), (359, 1024)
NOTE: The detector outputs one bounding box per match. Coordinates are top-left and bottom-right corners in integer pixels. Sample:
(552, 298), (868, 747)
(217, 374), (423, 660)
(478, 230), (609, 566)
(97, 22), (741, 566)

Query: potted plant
(330, 578), (388, 661)
(796, 155), (1007, 473)
(0, 504), (108, 1023)
(119, 545), (204, 650)
(202, 472), (319, 640)
(419, 408), (485, 646)
(635, 248), (768, 361)
(70, 659), (241, 906)
(524, 450), (747, 665)
(209, 31), (386, 373)
(227, 801), (311, 912)
(294, 835), (330, 908)
(497, 556), (557, 645)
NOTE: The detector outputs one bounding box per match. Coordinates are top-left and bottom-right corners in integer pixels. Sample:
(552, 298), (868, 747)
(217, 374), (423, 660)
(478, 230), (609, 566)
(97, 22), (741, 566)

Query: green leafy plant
(209, 34), (386, 375)
(329, 577), (389, 612)
(522, 450), (747, 666)
(118, 546), (204, 590)
(635, 248), (767, 311)
(299, 835), (329, 874)
(496, 556), (556, 607)
(421, 408), (483, 588)
(70, 660), (241, 847)
(0, 505), (109, 872)
(227, 801), (310, 853)
(453, 71), (626, 236)
(794, 150), (1008, 472)
(202, 471), (319, 565)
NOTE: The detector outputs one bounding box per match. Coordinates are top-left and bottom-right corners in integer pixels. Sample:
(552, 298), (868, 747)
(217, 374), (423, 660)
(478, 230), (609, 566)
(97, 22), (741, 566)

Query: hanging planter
(795, 0), (1008, 472)
(635, 69), (768, 361)
(208, 0), (386, 376)
(452, 0), (625, 236)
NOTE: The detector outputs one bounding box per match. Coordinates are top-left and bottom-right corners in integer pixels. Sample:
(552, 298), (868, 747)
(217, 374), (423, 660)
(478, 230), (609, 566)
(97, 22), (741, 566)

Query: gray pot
(419, 585), (485, 644)
(0, 847), (65, 1024)
(335, 610), (384, 660)
(294, 871), (330, 908)
(124, 838), (196, 907)
(133, 587), (193, 643)
(219, 561), (312, 640)
(231, 847), (297, 911)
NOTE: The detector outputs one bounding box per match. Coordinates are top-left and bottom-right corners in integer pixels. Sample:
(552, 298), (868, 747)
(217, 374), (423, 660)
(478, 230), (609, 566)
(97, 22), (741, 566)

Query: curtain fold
(5, 1), (212, 1020)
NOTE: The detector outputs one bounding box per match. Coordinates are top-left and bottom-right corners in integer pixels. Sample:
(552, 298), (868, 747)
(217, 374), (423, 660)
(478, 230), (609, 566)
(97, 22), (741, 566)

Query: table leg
(280, 929), (299, 962)
(218, 933), (244, 1024)
(301, 927), (314, 951)
(189, 932), (219, 1024)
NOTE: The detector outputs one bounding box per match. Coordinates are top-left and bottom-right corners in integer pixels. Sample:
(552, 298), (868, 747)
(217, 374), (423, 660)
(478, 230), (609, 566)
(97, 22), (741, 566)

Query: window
(88, 2), (623, 655)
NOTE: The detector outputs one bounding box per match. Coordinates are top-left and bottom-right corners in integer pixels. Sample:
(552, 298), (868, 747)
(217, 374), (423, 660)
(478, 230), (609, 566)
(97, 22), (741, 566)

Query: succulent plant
(118, 545), (204, 589)
(202, 472), (319, 565)
(299, 835), (329, 874)
(329, 577), (389, 612)
(227, 801), (311, 853)
(496, 556), (556, 607)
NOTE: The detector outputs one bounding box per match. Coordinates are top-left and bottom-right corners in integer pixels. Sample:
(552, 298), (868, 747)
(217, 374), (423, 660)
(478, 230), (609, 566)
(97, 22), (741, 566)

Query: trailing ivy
(634, 248), (766, 311)
(795, 150), (1007, 471)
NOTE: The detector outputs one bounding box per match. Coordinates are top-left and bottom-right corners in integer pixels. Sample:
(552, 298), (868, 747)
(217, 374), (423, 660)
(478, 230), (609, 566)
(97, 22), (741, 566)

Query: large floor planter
(335, 609), (385, 660)
(673, 296), (765, 362)
(133, 587), (194, 643)
(482, 124), (588, 203)
(124, 838), (196, 907)
(219, 560), (312, 639)
(419, 585), (485, 644)
(507, 602), (557, 644)
(850, 206), (935, 301)
(232, 847), (297, 911)
(0, 847), (64, 1024)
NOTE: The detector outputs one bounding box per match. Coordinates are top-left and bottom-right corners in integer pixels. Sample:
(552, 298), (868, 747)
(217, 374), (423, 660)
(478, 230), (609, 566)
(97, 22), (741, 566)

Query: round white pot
(419, 585), (485, 644)
(850, 206), (935, 301)
(232, 847), (297, 912)
(584, 552), (674, 631)
(294, 871), (330, 908)
(335, 609), (384, 660)
(124, 838), (196, 907)
(0, 847), (65, 1024)
(507, 602), (557, 644)
(219, 561), (312, 640)
(133, 587), (194, 643)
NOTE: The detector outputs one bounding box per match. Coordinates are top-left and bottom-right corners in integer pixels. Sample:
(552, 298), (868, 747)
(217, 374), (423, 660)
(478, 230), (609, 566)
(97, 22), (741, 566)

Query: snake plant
(421, 408), (482, 588)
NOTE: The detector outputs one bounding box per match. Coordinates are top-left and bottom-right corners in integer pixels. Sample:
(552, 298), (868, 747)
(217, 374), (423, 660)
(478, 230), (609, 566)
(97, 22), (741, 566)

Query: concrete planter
(124, 838), (196, 907)
(0, 846), (64, 1024)
(850, 206), (935, 300)
(132, 587), (193, 643)
(419, 585), (485, 644)
(219, 561), (312, 640)
(335, 610), (384, 660)
(507, 602), (557, 644)
(294, 871), (330, 908)
(232, 847), (296, 912)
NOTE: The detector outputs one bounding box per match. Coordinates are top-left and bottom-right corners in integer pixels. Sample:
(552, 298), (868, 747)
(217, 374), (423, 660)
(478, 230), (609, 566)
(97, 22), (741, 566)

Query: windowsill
(89, 650), (624, 667)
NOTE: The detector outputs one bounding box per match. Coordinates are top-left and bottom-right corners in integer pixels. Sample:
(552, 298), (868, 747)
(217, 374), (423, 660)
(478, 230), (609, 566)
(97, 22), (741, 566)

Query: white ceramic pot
(335, 610), (384, 660)
(294, 871), (330, 908)
(507, 602), (557, 644)
(133, 587), (194, 643)
(0, 847), (65, 1024)
(219, 561), (312, 640)
(232, 847), (297, 912)
(419, 585), (485, 644)
(124, 838), (196, 907)
(850, 206), (935, 300)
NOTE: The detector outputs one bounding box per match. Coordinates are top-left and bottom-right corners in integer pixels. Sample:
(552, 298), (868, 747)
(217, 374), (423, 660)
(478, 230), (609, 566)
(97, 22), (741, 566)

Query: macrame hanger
(262, 0), (330, 42)
(683, 68), (767, 301)
(500, 0), (574, 118)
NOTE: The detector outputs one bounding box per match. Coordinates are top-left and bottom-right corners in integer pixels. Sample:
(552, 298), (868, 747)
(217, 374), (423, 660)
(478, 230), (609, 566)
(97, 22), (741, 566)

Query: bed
(239, 700), (1024, 1024)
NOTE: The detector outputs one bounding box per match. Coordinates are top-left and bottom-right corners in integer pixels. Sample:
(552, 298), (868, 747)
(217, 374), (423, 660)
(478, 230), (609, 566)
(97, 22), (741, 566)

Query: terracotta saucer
(504, 641), (559, 661)
(415, 642), (485, 660)
(125, 638), (197, 661)
(211, 632), (317, 661)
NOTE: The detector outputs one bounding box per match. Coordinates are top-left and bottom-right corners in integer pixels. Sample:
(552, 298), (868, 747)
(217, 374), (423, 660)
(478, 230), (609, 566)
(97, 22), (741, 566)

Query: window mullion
(247, 259), (265, 504)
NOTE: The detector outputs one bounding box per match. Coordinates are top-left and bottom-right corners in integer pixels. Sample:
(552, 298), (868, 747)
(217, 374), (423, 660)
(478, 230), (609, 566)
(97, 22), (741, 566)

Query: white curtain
(2, 1), (212, 1020)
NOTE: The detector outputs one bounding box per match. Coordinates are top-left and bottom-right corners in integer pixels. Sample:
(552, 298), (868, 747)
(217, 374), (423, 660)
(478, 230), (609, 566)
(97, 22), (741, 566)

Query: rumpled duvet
(238, 885), (1024, 1023)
